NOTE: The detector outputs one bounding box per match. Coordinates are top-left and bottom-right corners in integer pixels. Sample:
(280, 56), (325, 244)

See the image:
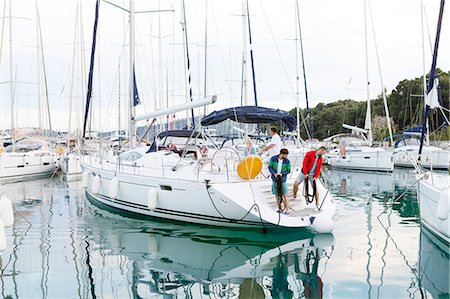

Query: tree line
(289, 69), (449, 141)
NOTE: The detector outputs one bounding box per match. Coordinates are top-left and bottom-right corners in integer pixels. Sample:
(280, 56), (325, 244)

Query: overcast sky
(0, 0), (449, 131)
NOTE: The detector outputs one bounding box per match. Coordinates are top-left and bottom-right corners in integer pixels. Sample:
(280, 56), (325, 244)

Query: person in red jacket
(293, 147), (327, 210)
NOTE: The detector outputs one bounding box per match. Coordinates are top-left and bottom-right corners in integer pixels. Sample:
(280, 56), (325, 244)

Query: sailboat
(0, 1), (57, 183)
(325, 0), (393, 172)
(415, 0), (449, 244)
(82, 105), (336, 231)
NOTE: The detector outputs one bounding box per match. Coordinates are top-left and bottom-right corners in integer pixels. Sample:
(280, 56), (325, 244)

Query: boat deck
(259, 182), (321, 217)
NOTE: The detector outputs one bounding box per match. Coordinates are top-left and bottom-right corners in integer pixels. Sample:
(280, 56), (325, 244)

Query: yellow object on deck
(237, 155), (263, 180)
(56, 146), (64, 155)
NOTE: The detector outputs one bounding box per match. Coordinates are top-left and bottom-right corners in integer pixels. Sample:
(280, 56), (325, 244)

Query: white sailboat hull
(326, 147), (393, 171)
(60, 154), (82, 181)
(394, 146), (449, 169)
(81, 153), (335, 229)
(417, 172), (450, 243)
(0, 151), (57, 183)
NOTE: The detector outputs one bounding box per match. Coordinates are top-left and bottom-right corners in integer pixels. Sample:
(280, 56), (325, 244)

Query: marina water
(0, 167), (448, 298)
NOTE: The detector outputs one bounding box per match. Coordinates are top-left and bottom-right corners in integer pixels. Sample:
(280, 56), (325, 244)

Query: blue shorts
(272, 181), (288, 195)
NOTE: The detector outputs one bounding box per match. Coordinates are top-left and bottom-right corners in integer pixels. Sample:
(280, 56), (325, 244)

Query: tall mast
(36, 2), (52, 135)
(296, 0), (311, 140)
(246, 0), (258, 106)
(294, 1), (300, 140)
(181, 0), (195, 128)
(35, 1), (42, 132)
(240, 0), (248, 106)
(68, 1), (79, 149)
(9, 0), (14, 149)
(363, 0), (373, 145)
(128, 0), (136, 147)
(421, 0), (430, 146)
(203, 0), (208, 115)
(82, 0), (100, 140)
(419, 0), (445, 158)
(368, 1), (393, 145)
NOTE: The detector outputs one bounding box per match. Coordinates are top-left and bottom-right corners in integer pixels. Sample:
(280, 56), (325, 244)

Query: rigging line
(99, 21), (129, 132)
(422, 4), (434, 53)
(259, 2), (294, 93)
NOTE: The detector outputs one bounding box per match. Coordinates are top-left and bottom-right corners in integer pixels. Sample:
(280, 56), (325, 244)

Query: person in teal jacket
(268, 148), (291, 213)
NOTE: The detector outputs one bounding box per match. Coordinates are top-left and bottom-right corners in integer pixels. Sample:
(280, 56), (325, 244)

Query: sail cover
(201, 106), (296, 131)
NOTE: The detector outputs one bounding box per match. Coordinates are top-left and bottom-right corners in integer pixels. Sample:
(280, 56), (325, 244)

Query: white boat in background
(326, 0), (395, 173)
(393, 137), (449, 170)
(325, 134), (393, 172)
(0, 138), (57, 183)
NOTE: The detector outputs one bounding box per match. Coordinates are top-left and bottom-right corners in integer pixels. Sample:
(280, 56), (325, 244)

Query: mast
(68, 1), (79, 149)
(246, 0), (258, 106)
(203, 0), (208, 116)
(240, 0), (248, 106)
(128, 0), (136, 147)
(82, 0), (100, 140)
(181, 0), (195, 128)
(36, 2), (52, 135)
(35, 1), (42, 132)
(8, 0), (14, 149)
(296, 0), (311, 140)
(363, 0), (373, 146)
(419, 0), (445, 159)
(421, 0), (430, 146)
(294, 1), (300, 140)
(368, 1), (393, 145)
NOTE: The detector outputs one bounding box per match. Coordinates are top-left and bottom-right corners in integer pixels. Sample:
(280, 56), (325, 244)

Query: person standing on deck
(268, 148), (291, 213)
(262, 127), (282, 160)
(293, 147), (327, 210)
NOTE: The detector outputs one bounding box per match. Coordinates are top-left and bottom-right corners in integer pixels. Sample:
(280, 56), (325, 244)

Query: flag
(133, 65), (141, 106)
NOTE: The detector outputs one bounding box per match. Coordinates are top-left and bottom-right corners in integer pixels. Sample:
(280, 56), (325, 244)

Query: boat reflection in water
(322, 167), (417, 197)
(419, 227), (449, 298)
(87, 202), (335, 298)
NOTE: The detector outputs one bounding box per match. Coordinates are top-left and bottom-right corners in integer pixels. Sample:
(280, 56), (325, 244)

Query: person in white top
(263, 127), (282, 158)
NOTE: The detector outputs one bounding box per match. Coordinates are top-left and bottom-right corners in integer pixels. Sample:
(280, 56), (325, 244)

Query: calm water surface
(0, 167), (448, 298)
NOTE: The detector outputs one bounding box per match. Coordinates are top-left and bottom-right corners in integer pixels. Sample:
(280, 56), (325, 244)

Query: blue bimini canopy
(200, 106), (296, 131)
(404, 126), (427, 134)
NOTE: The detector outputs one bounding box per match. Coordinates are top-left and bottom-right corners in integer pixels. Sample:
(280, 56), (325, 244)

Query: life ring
(237, 155), (263, 180)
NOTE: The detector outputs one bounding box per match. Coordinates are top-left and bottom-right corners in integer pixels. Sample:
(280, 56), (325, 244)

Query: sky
(0, 0), (449, 132)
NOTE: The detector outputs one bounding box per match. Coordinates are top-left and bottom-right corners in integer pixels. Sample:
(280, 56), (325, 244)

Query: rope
(302, 176), (316, 204)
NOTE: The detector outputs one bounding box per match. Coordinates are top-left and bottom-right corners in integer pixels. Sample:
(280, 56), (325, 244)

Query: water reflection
(0, 178), (335, 298)
(87, 205), (335, 298)
(419, 227), (449, 298)
(1, 171), (447, 298)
